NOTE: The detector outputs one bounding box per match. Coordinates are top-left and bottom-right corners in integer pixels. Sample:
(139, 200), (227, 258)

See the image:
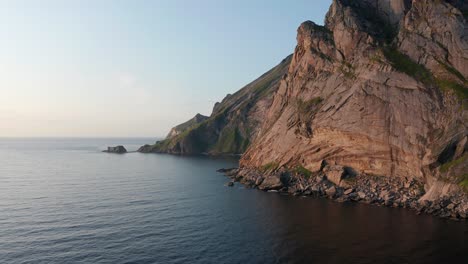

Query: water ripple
(0, 138), (467, 264)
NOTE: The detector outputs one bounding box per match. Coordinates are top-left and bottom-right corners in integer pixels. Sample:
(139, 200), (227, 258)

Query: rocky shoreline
(219, 166), (468, 221)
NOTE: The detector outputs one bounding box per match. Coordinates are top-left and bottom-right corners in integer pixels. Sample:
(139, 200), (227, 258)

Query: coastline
(137, 146), (243, 157)
(219, 167), (468, 221)
(136, 146), (468, 220)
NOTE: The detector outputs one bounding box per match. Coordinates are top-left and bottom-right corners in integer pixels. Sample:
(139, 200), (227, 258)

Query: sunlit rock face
(241, 0), (467, 191)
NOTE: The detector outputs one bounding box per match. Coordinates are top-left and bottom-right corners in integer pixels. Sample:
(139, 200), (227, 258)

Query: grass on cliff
(459, 174), (468, 193)
(297, 97), (323, 114)
(152, 137), (172, 150)
(440, 154), (467, 173)
(214, 128), (249, 154)
(383, 47), (432, 85)
(435, 59), (468, 101)
(153, 114), (216, 153)
(436, 59), (466, 83)
(459, 173), (468, 186)
(435, 79), (468, 101)
(339, 62), (356, 79)
(293, 166), (312, 179)
(261, 162), (279, 172)
(384, 47), (468, 101)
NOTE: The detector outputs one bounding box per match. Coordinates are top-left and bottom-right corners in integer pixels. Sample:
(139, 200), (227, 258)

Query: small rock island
(103, 145), (127, 154)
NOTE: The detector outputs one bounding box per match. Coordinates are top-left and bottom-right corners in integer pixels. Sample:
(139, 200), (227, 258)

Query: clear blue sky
(0, 0), (332, 137)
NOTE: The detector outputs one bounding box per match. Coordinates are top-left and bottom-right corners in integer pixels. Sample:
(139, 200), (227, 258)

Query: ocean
(0, 138), (466, 264)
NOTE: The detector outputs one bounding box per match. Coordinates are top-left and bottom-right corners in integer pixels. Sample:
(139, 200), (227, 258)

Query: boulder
(326, 186), (337, 197)
(447, 203), (456, 210)
(358, 192), (367, 200)
(323, 165), (356, 187)
(255, 177), (264, 186)
(259, 175), (283, 191)
(324, 165), (345, 186)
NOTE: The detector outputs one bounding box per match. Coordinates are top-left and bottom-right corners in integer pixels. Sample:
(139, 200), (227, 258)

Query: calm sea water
(0, 138), (467, 264)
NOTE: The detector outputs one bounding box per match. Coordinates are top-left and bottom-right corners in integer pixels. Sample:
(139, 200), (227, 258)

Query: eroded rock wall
(241, 0), (467, 191)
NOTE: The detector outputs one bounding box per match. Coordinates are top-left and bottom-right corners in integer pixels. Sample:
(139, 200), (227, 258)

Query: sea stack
(104, 146), (127, 154)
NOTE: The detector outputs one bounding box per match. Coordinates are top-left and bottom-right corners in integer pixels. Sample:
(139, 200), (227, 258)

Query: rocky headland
(138, 55), (292, 155)
(141, 0), (468, 219)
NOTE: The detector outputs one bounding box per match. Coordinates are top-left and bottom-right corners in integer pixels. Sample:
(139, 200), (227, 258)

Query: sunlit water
(0, 138), (466, 264)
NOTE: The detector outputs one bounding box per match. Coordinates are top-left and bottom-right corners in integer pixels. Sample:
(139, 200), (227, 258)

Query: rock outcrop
(241, 0), (467, 197)
(165, 114), (209, 139)
(103, 146), (127, 154)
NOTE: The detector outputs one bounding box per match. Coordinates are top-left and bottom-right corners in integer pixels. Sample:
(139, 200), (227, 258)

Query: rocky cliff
(233, 0), (468, 216)
(138, 55), (292, 154)
(242, 0), (466, 179)
(142, 0), (468, 218)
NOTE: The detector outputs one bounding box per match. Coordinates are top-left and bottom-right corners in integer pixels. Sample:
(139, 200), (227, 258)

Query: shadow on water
(246, 192), (468, 264)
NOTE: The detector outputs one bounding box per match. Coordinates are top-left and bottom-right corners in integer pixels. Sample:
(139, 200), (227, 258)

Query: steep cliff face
(139, 55), (292, 154)
(240, 0), (467, 191)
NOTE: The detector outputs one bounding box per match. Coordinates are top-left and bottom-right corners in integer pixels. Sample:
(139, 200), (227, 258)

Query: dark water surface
(0, 138), (466, 264)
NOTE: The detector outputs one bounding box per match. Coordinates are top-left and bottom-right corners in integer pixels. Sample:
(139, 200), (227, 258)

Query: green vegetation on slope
(293, 165), (312, 179)
(435, 79), (468, 101)
(339, 62), (356, 79)
(436, 59), (466, 83)
(383, 47), (432, 84)
(459, 174), (468, 193)
(166, 114), (208, 138)
(214, 128), (250, 154)
(297, 97), (323, 114)
(384, 47), (468, 101)
(145, 55), (292, 154)
(440, 154), (467, 173)
(261, 162), (279, 172)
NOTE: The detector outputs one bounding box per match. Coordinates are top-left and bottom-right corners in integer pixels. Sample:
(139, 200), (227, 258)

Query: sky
(0, 0), (332, 137)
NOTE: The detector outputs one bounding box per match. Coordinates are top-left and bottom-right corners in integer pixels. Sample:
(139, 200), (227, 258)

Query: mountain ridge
(138, 55), (292, 154)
